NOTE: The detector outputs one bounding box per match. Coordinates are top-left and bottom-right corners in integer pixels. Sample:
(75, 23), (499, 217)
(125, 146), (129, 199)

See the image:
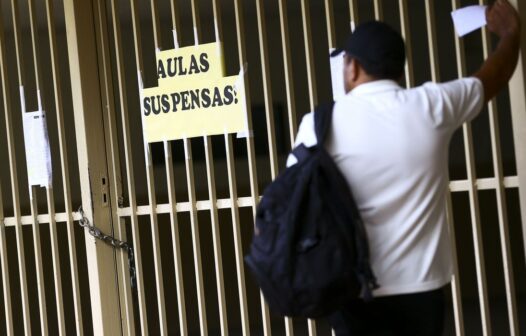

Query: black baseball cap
(331, 21), (406, 80)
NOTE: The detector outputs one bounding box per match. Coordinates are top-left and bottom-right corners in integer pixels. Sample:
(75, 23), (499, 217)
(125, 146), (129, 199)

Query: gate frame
(60, 0), (526, 335)
(64, 0), (122, 334)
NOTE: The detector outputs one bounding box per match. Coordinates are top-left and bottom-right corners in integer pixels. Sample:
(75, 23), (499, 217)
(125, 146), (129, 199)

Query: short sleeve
(422, 77), (484, 129)
(286, 112), (317, 167)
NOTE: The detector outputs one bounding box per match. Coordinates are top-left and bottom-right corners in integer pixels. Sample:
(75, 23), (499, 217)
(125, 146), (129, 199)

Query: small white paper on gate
(23, 111), (52, 188)
(451, 5), (487, 37)
(329, 49), (346, 101)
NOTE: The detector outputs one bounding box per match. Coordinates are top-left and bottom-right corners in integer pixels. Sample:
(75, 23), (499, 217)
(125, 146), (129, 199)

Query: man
(287, 1), (521, 335)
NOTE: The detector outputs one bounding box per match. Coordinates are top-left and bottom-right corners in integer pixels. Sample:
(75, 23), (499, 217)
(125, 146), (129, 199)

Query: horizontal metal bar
(4, 212), (82, 226)
(5, 175), (516, 227)
(117, 196), (259, 217)
(110, 176), (521, 219)
(449, 176), (519, 192)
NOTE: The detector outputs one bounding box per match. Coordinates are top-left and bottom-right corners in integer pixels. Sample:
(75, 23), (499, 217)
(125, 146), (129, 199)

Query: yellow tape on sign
(141, 42), (248, 143)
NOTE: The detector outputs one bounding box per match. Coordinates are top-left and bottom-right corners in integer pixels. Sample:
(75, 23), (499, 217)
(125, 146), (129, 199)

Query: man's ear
(343, 55), (356, 93)
(346, 58), (361, 85)
(350, 58), (359, 82)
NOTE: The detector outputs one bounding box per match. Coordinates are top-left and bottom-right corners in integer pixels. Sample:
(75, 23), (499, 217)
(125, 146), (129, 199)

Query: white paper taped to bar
(23, 110), (52, 187)
(451, 5), (487, 37)
(329, 48), (346, 101)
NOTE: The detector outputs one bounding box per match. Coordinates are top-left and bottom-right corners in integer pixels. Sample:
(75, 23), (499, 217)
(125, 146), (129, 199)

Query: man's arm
(474, 0), (521, 104)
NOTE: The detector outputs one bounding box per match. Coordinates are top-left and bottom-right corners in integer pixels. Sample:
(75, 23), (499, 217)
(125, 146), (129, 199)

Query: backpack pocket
(254, 197), (285, 253)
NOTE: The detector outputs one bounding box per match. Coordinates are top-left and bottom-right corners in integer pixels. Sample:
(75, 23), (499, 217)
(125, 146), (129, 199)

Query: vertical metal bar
(27, 0), (43, 90)
(325, 0), (336, 49)
(27, 0), (66, 333)
(64, 0), (122, 333)
(446, 192), (466, 336)
(506, 0), (526, 263)
(110, 0), (149, 333)
(300, 0), (318, 111)
(423, 1), (467, 334)
(44, 0), (84, 332)
(8, 0), (36, 333)
(204, 136), (229, 335)
(307, 316), (317, 335)
(141, 0), (168, 333)
(211, 0), (223, 42)
(26, 0), (55, 130)
(190, 0), (201, 44)
(349, 0), (359, 28)
(232, 0), (268, 334)
(165, 5), (188, 336)
(93, 0), (135, 334)
(183, 137), (208, 335)
(170, 0), (181, 39)
(164, 141), (188, 336)
(255, 0), (279, 184)
(277, 0), (297, 148)
(373, 0), (383, 21)
(0, 186), (13, 335)
(224, 134), (251, 336)
(398, 0), (414, 88)
(27, 186), (48, 336)
(0, 8), (15, 336)
(10, 0), (24, 84)
(479, 1), (519, 334)
(425, 0), (439, 82)
(129, 0), (144, 70)
(44, 187), (65, 335)
(449, 1), (492, 334)
(150, 0), (161, 47)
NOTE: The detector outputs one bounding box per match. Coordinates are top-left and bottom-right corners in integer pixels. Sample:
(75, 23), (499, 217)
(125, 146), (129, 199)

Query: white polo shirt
(287, 78), (484, 296)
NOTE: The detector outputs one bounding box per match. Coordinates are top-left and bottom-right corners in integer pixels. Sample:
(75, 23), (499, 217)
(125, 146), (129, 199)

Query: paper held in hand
(451, 5), (487, 37)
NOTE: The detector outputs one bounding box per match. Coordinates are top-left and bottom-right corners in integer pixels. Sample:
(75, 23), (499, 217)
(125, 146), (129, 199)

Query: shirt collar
(349, 79), (402, 96)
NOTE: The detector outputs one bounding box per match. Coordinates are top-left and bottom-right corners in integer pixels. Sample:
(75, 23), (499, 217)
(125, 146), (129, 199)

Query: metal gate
(0, 0), (93, 334)
(0, 0), (525, 335)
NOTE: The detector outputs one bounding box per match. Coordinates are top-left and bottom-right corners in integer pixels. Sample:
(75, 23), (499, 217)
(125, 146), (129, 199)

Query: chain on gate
(77, 206), (136, 288)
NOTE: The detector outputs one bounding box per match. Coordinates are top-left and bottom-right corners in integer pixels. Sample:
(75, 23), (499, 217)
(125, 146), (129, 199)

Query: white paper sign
(23, 111), (52, 188)
(330, 49), (346, 101)
(451, 5), (487, 37)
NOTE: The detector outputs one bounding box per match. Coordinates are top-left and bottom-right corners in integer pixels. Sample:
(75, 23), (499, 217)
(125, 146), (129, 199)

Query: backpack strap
(291, 144), (311, 163)
(315, 101), (380, 299)
(314, 101), (336, 145)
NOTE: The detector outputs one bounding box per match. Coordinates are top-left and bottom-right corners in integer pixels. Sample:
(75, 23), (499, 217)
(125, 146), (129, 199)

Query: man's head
(332, 21), (406, 92)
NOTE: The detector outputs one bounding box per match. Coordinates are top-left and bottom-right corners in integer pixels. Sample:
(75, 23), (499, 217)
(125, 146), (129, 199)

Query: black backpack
(245, 102), (379, 318)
